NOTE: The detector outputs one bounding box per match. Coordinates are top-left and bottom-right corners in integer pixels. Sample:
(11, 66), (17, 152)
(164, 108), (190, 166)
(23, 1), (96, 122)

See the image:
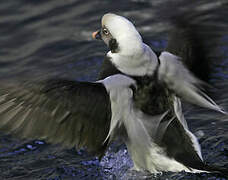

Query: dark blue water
(0, 0), (228, 179)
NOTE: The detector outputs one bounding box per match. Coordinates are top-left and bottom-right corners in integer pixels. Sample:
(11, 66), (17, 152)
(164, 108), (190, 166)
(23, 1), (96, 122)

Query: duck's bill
(92, 30), (101, 40)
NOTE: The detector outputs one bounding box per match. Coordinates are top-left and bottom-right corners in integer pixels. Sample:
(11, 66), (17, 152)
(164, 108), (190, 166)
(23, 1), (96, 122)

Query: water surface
(0, 0), (228, 179)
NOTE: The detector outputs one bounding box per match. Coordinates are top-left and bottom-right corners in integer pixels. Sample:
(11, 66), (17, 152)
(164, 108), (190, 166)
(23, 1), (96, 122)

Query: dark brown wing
(0, 79), (111, 155)
(162, 1), (228, 82)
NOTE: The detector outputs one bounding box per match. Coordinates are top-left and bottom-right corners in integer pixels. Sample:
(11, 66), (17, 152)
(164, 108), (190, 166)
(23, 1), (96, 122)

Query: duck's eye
(102, 28), (109, 35)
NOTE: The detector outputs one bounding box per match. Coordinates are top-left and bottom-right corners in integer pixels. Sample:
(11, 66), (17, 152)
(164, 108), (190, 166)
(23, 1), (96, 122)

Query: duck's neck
(107, 43), (158, 76)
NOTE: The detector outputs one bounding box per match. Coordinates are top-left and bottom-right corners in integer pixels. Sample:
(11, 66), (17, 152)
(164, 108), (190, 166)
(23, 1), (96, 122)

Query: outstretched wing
(0, 79), (111, 155)
(158, 51), (226, 114)
(155, 1), (228, 82)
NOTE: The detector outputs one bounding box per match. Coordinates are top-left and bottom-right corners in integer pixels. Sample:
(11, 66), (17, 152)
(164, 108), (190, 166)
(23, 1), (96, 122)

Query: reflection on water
(0, 0), (228, 179)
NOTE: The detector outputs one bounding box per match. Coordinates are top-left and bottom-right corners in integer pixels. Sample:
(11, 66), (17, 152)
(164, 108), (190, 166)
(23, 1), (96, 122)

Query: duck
(92, 13), (227, 174)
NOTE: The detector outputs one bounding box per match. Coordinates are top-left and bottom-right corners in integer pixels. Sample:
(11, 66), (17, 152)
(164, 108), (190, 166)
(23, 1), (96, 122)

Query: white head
(101, 13), (143, 55)
(93, 13), (158, 76)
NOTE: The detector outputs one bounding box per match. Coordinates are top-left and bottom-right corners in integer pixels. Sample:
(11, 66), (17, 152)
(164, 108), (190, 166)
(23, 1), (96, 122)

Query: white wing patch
(100, 74), (169, 143)
(158, 51), (226, 114)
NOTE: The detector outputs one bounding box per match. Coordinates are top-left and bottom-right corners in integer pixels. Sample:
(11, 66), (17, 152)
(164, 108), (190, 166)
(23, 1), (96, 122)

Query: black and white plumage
(94, 13), (227, 174)
(0, 12), (227, 176)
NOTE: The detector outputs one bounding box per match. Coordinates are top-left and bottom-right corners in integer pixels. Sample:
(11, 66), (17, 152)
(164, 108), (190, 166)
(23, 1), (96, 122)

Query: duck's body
(98, 54), (204, 173)
(95, 14), (226, 173)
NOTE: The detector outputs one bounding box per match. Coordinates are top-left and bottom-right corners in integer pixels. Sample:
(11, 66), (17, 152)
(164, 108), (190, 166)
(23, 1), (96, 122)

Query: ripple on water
(0, 0), (228, 179)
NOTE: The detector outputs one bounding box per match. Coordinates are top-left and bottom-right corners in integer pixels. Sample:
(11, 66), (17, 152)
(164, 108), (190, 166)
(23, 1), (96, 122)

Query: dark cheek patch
(108, 38), (118, 53)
